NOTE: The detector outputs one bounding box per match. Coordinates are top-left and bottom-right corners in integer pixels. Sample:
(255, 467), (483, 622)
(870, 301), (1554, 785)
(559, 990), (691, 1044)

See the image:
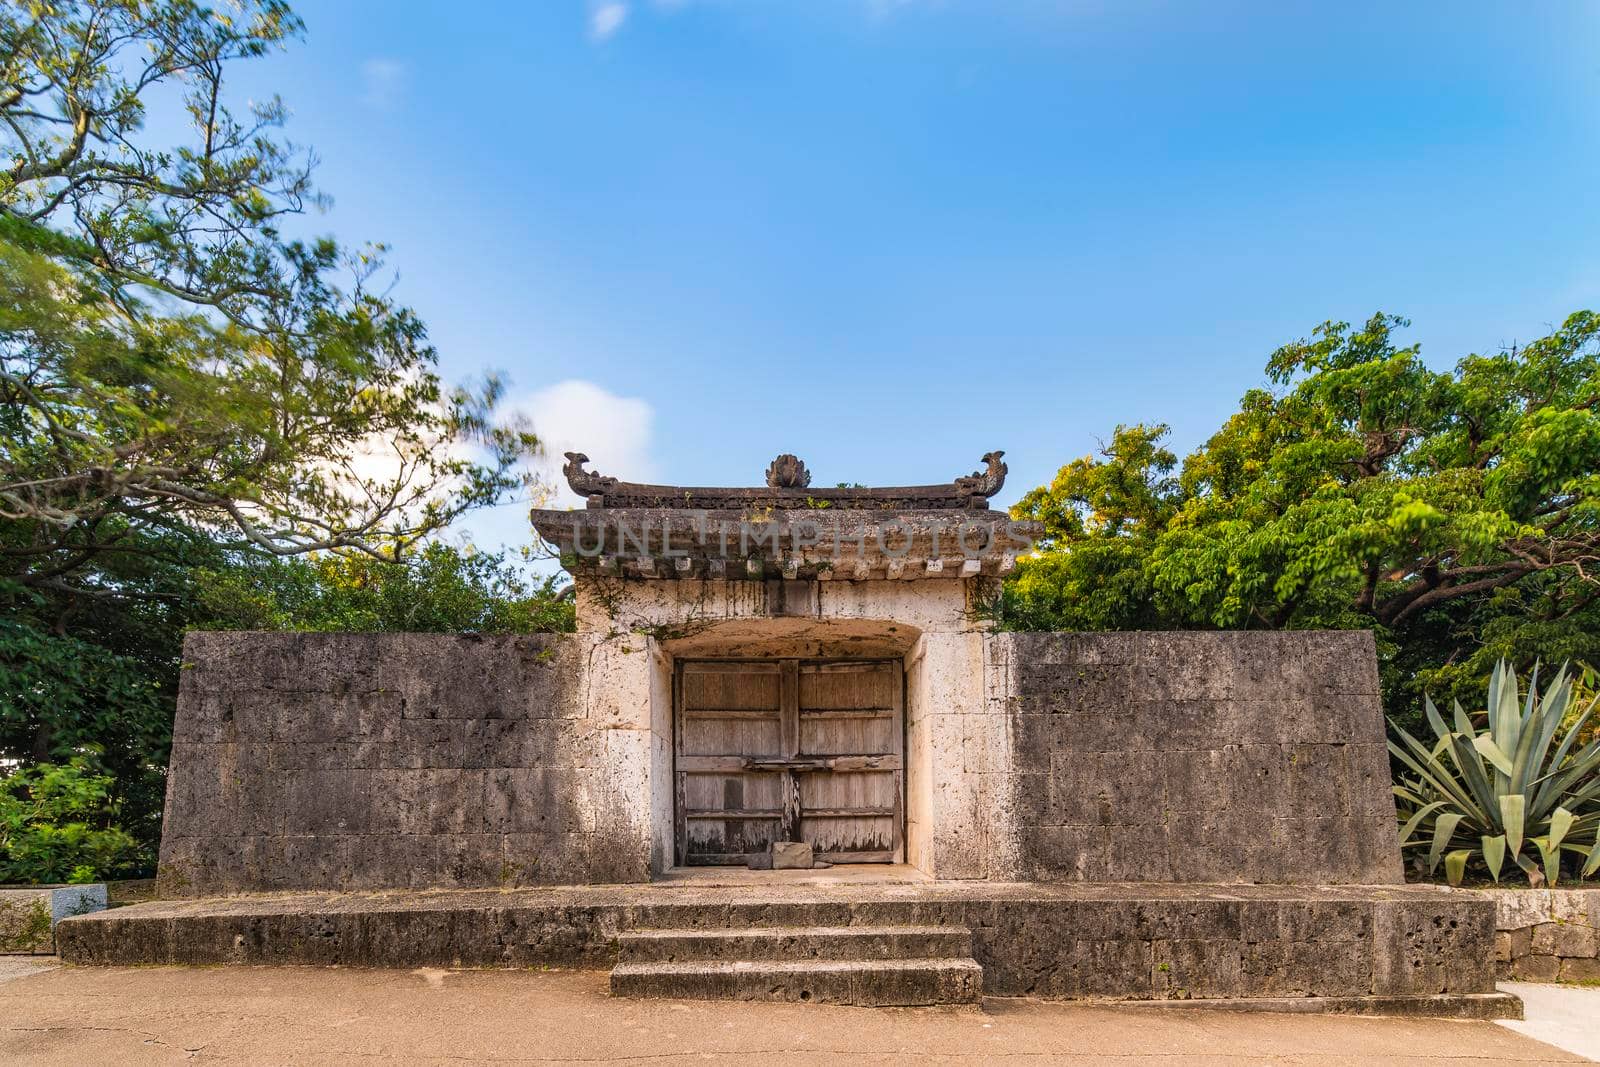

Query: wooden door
(675, 659), (904, 866)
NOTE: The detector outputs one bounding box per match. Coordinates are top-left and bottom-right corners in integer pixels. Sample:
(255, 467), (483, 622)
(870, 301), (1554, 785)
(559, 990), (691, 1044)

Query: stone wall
(988, 631), (1402, 884)
(1485, 888), (1600, 982)
(158, 632), (654, 896)
(161, 627), (1404, 892)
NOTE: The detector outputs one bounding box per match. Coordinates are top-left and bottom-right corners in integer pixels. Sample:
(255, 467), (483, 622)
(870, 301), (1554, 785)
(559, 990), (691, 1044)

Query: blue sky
(235, 1), (1598, 554)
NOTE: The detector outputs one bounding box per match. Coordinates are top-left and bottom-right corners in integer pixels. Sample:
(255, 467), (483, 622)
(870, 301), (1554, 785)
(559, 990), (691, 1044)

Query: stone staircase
(609, 920), (983, 1006)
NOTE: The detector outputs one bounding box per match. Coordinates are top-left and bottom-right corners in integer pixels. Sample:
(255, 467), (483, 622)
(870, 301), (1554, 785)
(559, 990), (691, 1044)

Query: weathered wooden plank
(780, 770), (801, 843)
(815, 850), (896, 864)
(794, 807), (897, 818)
(798, 709), (895, 720)
(676, 754), (903, 773)
(684, 809), (783, 820)
(780, 660), (800, 758)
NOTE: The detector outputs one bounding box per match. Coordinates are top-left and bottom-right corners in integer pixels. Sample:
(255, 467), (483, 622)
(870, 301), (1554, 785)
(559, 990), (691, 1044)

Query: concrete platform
(55, 881), (1514, 1017)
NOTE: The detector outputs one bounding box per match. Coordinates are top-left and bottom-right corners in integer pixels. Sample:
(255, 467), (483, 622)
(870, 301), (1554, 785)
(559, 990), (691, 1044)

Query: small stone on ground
(0, 965), (1588, 1065)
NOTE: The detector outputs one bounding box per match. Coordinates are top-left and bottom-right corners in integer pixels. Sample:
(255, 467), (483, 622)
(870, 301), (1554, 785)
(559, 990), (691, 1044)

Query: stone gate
(65, 451), (1510, 1015)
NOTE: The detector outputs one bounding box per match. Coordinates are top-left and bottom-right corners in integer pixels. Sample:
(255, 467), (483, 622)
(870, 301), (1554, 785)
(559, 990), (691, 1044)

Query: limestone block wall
(1486, 888), (1600, 982)
(987, 631), (1402, 884)
(158, 632), (655, 896)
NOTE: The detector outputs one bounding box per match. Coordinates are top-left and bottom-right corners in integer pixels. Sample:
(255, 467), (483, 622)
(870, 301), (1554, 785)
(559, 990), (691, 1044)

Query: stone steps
(611, 957), (983, 1005)
(610, 921), (983, 1005)
(617, 924), (972, 964)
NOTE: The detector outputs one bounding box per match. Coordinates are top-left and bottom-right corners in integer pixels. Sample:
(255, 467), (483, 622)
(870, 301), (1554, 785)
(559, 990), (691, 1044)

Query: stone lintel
(530, 507), (1038, 581)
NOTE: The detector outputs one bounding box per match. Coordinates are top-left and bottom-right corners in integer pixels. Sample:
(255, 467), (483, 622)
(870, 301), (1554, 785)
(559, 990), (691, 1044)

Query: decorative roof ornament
(557, 450), (1009, 511)
(562, 452), (617, 499)
(955, 451), (1007, 500)
(764, 454), (811, 489)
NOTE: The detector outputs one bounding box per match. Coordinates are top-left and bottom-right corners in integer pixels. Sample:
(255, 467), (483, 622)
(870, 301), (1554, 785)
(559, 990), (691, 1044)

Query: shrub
(1391, 660), (1600, 886)
(0, 760), (139, 885)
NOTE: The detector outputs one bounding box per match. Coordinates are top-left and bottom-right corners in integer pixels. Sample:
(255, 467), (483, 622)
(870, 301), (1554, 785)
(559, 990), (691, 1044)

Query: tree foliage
(0, 0), (539, 604)
(1008, 312), (1600, 719)
(195, 542), (576, 635)
(0, 1), (554, 878)
(0, 758), (139, 884)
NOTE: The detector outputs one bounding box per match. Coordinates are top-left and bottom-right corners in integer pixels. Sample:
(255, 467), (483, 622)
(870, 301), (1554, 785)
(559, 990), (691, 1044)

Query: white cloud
(518, 379), (657, 508)
(360, 58), (406, 110)
(442, 379), (653, 565)
(589, 2), (630, 40)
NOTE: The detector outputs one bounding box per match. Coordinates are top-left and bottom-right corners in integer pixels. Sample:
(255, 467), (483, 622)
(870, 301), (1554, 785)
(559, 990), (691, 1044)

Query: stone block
(1103, 821), (1173, 882)
(1371, 899), (1496, 995)
(501, 833), (593, 885)
(485, 768), (591, 834)
(1512, 954), (1560, 982)
(1549, 888), (1600, 927)
(1531, 921), (1597, 959)
(1061, 938), (1155, 997)
(264, 837), (350, 890)
(1025, 825), (1108, 881)
(1012, 663), (1132, 714)
(1154, 939), (1244, 998)
(1559, 957), (1600, 983)
(1344, 744), (1397, 815)
(1488, 889), (1547, 931)
(0, 885), (107, 953)
(772, 841), (814, 869)
(1160, 749), (1230, 813)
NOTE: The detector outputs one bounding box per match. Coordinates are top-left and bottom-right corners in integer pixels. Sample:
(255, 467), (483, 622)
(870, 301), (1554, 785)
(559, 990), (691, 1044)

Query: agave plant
(1390, 660), (1600, 887)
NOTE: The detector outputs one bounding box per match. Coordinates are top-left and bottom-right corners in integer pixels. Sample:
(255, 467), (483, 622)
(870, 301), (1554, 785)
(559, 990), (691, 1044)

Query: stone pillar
(906, 631), (1020, 879)
(575, 631), (666, 882)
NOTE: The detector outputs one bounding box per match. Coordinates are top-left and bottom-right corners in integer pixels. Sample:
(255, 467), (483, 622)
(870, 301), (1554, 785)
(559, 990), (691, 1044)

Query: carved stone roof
(527, 506), (1034, 581)
(559, 451), (1009, 511)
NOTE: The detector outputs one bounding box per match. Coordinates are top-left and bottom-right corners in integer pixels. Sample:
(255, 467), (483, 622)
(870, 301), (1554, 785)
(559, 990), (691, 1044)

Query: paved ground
(0, 957), (56, 984)
(0, 962), (1587, 1065)
(1500, 983), (1600, 1062)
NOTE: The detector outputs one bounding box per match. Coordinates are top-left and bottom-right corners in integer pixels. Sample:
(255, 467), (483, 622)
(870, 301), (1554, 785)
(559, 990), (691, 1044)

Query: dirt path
(0, 965), (1583, 1065)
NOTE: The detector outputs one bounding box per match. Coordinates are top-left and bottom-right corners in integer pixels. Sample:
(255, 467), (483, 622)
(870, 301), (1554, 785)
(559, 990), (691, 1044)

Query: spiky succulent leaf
(1398, 801), (1448, 846)
(1428, 812), (1465, 873)
(1388, 736), (1481, 821)
(1393, 659), (1598, 887)
(1475, 735), (1514, 776)
(1550, 807), (1575, 852)
(1500, 794), (1526, 858)
(1482, 834), (1506, 882)
(1531, 836), (1561, 887)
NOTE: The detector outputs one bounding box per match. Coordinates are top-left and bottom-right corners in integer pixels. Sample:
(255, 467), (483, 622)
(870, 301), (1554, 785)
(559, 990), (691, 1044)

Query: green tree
(195, 543), (576, 635)
(1, 0), (539, 598)
(0, 1), (546, 872)
(1008, 312), (1600, 723)
(0, 759), (139, 884)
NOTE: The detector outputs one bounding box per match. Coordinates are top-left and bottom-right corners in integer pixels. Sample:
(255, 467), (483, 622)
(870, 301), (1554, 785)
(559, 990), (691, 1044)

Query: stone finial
(954, 451), (1007, 499)
(562, 451), (618, 499)
(765, 454), (812, 489)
